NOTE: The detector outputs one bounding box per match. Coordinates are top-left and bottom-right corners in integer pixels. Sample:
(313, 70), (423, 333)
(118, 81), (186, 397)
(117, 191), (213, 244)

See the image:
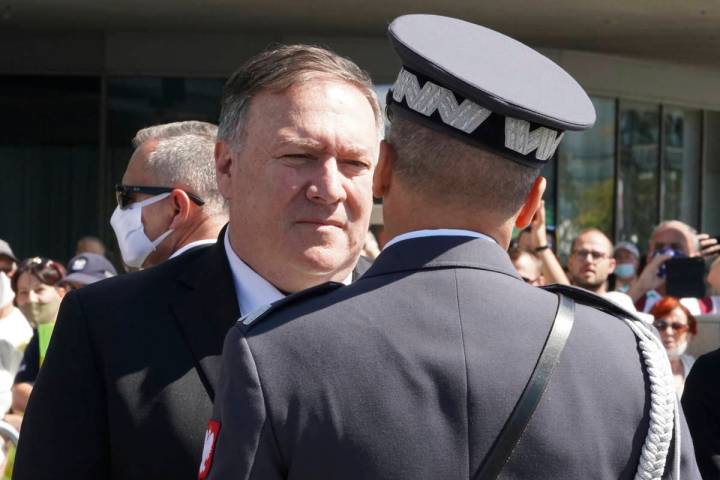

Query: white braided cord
(622, 318), (678, 480)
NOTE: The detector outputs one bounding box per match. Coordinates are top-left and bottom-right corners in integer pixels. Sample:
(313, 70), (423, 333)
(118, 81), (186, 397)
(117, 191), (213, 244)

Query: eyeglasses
(571, 249), (609, 261)
(653, 320), (689, 333)
(115, 185), (205, 209)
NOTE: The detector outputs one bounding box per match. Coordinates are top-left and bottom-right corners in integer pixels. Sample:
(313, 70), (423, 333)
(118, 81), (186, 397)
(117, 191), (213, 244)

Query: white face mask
(0, 272), (14, 309)
(110, 193), (174, 269)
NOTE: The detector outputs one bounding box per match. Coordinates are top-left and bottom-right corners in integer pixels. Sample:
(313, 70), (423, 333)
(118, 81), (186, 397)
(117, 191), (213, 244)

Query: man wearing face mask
(110, 121), (229, 270)
(0, 244), (32, 353)
(14, 45), (382, 480)
(613, 241), (640, 293)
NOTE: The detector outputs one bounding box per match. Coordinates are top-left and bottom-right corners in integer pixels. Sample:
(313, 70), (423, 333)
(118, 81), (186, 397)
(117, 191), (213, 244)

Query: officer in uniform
(203, 15), (700, 480)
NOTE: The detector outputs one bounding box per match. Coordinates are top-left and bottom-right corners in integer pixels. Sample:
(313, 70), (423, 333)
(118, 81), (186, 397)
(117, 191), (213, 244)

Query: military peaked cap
(386, 14), (596, 168)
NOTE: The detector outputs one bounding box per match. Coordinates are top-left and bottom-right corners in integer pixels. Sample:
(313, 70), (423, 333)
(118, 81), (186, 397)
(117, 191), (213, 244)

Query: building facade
(1, 18), (719, 263)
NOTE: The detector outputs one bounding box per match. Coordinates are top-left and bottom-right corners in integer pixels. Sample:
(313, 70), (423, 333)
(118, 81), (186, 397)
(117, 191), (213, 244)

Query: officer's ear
(515, 176), (546, 229)
(168, 189), (192, 230)
(373, 140), (394, 199)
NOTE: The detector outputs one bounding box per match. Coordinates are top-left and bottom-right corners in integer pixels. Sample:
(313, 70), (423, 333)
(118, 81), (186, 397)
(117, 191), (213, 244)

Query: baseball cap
(62, 253), (117, 287)
(614, 241), (640, 259)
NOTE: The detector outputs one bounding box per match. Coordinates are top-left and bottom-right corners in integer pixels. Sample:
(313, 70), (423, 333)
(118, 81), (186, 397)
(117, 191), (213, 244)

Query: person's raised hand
(698, 233), (720, 257)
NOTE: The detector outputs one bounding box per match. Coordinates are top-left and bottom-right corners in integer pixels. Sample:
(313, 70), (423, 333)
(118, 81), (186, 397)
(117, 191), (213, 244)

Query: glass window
(703, 111), (720, 234)
(555, 97), (616, 259)
(617, 101), (660, 251)
(0, 76), (100, 262)
(661, 107), (701, 226)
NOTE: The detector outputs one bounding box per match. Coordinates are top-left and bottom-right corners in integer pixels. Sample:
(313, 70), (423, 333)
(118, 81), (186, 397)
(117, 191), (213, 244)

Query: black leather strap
(473, 293), (575, 480)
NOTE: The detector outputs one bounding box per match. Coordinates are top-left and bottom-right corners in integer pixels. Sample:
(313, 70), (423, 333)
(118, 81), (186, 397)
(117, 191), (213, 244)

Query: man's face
(567, 231), (616, 292)
(120, 140), (176, 266)
(218, 79), (378, 292)
(648, 226), (695, 259)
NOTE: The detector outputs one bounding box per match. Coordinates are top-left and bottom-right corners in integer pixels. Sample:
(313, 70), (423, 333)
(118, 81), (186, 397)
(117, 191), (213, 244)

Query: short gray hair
(651, 220), (700, 253)
(387, 116), (538, 216)
(133, 121), (227, 216)
(218, 44), (383, 148)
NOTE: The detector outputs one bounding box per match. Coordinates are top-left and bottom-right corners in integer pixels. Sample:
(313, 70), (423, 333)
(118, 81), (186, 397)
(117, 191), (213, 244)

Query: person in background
(9, 258), (66, 414)
(509, 246), (544, 286)
(613, 241), (640, 293)
(649, 297), (696, 396)
(0, 241), (17, 279)
(630, 220), (720, 315)
(111, 121), (228, 270)
(567, 229), (616, 294)
(75, 236), (107, 257)
(59, 253), (117, 291)
(0, 268), (32, 415)
(515, 201), (568, 285)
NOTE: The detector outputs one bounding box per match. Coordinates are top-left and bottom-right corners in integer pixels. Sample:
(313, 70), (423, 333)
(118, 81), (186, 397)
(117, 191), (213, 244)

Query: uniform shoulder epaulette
(236, 281), (345, 329)
(541, 284), (643, 322)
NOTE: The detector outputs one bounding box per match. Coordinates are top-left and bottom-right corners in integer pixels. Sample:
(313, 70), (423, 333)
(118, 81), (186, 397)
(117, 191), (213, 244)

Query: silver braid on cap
(622, 318), (679, 480)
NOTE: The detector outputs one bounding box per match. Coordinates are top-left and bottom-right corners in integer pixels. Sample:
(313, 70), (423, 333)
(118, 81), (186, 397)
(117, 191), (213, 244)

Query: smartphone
(666, 257), (706, 298)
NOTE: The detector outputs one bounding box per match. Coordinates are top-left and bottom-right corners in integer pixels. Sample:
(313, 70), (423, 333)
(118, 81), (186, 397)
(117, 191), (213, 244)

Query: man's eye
(342, 159), (369, 169)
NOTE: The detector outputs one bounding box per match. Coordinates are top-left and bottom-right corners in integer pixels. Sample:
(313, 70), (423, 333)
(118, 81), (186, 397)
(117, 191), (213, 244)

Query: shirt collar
(223, 230), (285, 315)
(383, 229), (497, 250)
(169, 239), (217, 260)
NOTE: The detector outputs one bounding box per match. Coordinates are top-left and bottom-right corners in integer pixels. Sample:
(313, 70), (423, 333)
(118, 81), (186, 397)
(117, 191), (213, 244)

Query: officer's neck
(380, 188), (513, 249)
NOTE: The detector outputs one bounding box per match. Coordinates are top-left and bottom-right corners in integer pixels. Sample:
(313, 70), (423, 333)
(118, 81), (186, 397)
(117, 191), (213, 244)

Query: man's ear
(215, 141), (234, 200)
(515, 176), (546, 229)
(607, 257), (617, 274)
(168, 189), (192, 230)
(373, 140), (394, 199)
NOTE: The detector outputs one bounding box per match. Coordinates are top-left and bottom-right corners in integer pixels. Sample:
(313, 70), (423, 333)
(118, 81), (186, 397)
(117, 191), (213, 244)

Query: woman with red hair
(650, 296), (697, 396)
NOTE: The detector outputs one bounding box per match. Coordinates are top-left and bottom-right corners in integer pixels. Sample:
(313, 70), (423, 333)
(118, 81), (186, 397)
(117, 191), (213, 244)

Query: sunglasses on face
(653, 320), (689, 333)
(115, 185), (205, 209)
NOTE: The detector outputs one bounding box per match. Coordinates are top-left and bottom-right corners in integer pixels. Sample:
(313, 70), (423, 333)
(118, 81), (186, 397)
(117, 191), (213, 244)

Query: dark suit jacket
(13, 234), (372, 480)
(13, 242), (239, 479)
(682, 348), (720, 479)
(208, 236), (700, 479)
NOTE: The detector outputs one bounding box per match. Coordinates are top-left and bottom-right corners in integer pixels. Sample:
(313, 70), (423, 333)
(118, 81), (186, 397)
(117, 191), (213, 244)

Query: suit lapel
(170, 236), (239, 401)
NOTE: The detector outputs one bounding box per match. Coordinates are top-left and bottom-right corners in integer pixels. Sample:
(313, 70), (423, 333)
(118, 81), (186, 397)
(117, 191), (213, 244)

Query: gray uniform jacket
(208, 235), (700, 480)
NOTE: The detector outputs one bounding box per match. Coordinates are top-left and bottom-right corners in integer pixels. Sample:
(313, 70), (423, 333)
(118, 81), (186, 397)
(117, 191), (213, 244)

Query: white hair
(133, 121), (228, 216)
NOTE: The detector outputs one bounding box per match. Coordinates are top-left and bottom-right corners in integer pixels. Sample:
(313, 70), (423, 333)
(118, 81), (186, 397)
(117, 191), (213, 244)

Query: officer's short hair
(133, 121), (227, 216)
(218, 44), (383, 148)
(387, 116), (538, 216)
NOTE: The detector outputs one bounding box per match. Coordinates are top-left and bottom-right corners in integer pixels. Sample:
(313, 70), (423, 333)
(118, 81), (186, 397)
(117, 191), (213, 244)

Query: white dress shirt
(223, 231), (355, 315)
(169, 239), (217, 260)
(223, 232), (285, 315)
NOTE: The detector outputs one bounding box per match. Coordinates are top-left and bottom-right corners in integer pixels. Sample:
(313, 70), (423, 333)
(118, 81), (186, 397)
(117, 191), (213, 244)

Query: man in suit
(13, 44), (382, 479)
(205, 15), (700, 479)
(111, 120), (228, 270)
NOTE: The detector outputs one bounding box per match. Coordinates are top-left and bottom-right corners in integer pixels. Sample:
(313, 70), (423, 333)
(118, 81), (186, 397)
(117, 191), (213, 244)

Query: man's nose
(306, 158), (347, 205)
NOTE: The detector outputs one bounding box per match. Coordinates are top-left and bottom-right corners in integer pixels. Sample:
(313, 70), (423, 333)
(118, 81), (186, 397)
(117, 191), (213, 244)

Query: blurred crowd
(507, 207), (720, 398)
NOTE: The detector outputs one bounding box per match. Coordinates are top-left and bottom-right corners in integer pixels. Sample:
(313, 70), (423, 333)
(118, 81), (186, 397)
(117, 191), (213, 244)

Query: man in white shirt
(111, 121), (229, 270)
